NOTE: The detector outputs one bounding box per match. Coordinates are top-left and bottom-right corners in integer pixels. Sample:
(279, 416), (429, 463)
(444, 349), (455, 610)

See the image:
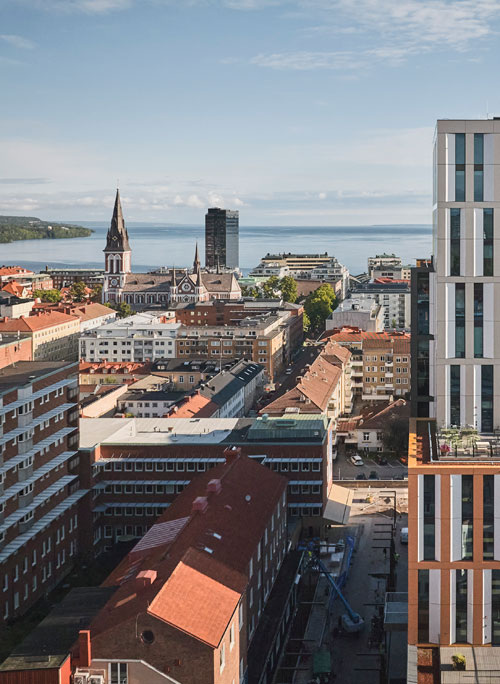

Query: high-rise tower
(205, 207), (239, 270)
(408, 120), (500, 681)
(103, 189), (131, 303)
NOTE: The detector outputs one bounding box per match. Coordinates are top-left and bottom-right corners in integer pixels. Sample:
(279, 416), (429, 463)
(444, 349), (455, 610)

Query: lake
(0, 223), (432, 275)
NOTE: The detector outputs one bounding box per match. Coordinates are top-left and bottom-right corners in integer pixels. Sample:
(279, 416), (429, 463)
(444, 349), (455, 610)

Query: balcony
(18, 464), (33, 482)
(19, 491), (34, 508)
(19, 517), (34, 534)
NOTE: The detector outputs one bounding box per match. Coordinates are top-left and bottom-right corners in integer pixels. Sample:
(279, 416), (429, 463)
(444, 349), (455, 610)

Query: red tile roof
(169, 392), (218, 418)
(359, 398), (409, 430)
(148, 550), (243, 647)
(0, 310), (79, 332)
(89, 453), (286, 648)
(0, 266), (33, 277)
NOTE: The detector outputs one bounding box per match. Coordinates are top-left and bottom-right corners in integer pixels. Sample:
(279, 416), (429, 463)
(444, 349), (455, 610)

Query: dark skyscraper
(205, 207), (239, 270)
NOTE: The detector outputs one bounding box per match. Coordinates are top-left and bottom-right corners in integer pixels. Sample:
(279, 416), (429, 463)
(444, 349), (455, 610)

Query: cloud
(20, 0), (132, 13)
(0, 178), (50, 185)
(0, 34), (36, 50)
(251, 50), (369, 71)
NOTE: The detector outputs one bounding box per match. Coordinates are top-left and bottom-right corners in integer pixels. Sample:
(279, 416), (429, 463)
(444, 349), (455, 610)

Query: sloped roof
(359, 398), (409, 430)
(170, 393), (218, 418)
(89, 453), (286, 648)
(148, 550), (243, 647)
(393, 337), (410, 354)
(0, 310), (79, 332)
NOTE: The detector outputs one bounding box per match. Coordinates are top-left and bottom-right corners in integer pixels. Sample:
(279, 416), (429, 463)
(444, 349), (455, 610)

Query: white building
(79, 312), (180, 362)
(432, 119), (500, 432)
(349, 281), (411, 330)
(326, 298), (384, 332)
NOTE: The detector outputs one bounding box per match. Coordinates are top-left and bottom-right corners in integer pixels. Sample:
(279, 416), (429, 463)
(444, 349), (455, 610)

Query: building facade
(205, 207), (239, 270)
(0, 361), (87, 624)
(0, 311), (80, 361)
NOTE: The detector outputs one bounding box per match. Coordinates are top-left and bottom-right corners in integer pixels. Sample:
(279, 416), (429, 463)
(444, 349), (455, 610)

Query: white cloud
(20, 0), (132, 13)
(318, 192), (327, 199)
(0, 34), (36, 49)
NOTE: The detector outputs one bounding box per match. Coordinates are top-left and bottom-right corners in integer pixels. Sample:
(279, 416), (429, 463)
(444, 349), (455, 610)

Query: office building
(408, 119), (500, 681)
(205, 207), (239, 270)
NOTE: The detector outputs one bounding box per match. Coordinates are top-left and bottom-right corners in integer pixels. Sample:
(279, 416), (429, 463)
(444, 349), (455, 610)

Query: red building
(0, 333), (32, 371)
(0, 451), (297, 684)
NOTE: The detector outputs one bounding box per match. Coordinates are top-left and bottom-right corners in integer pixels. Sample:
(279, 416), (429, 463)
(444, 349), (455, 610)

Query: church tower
(103, 189), (131, 303)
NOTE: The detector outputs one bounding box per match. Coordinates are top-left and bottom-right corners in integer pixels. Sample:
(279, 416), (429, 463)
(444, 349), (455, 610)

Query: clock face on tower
(181, 282), (191, 292)
(110, 278), (118, 287)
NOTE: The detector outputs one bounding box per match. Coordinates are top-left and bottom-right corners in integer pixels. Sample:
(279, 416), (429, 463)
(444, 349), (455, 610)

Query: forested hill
(0, 216), (93, 243)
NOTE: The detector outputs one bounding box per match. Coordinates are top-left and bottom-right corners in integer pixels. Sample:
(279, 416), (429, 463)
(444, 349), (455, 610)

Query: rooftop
(0, 587), (115, 671)
(0, 360), (77, 393)
(0, 310), (79, 332)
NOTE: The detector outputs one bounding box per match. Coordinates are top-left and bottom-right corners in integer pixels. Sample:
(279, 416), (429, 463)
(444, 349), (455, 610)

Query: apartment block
(325, 328), (411, 401)
(350, 279), (411, 330)
(0, 360), (87, 623)
(0, 333), (32, 370)
(0, 311), (80, 361)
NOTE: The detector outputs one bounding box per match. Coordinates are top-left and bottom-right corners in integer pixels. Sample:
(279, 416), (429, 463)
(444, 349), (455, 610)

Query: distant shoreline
(0, 215), (93, 244)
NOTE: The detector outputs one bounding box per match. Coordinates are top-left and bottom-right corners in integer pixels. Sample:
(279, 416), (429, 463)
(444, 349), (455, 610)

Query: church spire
(193, 242), (200, 271)
(105, 189), (130, 252)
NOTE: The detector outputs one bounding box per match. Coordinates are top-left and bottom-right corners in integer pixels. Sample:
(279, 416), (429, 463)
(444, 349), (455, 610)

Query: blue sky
(0, 0), (499, 225)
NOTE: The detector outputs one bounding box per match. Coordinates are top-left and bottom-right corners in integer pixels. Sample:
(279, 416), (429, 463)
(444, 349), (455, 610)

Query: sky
(0, 0), (499, 226)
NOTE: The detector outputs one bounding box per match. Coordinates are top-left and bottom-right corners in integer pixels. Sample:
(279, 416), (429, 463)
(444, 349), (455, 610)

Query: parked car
(350, 454), (364, 467)
(377, 456), (388, 466)
(393, 473), (405, 480)
(368, 470), (379, 480)
(356, 473), (367, 480)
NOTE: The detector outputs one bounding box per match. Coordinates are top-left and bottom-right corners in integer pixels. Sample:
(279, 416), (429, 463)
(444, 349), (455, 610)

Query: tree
(303, 283), (337, 334)
(69, 281), (88, 302)
(381, 417), (409, 457)
(33, 288), (62, 303)
(279, 276), (298, 303)
(90, 283), (103, 302)
(262, 275), (281, 298)
(105, 302), (134, 319)
(241, 285), (259, 298)
(303, 310), (311, 333)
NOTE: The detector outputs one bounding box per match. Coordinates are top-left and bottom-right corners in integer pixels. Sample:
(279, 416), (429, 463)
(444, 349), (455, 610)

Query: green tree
(303, 283), (337, 333)
(241, 285), (259, 298)
(90, 283), (103, 302)
(381, 417), (409, 457)
(69, 281), (88, 302)
(105, 302), (134, 319)
(262, 275), (281, 298)
(303, 310), (311, 333)
(33, 288), (62, 303)
(279, 276), (298, 303)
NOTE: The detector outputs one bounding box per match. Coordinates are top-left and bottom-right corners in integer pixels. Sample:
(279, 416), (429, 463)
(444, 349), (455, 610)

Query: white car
(285, 368), (293, 375)
(350, 454), (364, 467)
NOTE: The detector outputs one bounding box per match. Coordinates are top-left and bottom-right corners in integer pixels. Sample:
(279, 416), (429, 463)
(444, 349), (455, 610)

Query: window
(423, 475), (435, 560)
(363, 432), (369, 441)
(418, 569), (429, 643)
(239, 602), (243, 630)
(455, 283), (465, 358)
(484, 208), (494, 276)
(450, 365), (461, 427)
(220, 643), (226, 673)
(481, 365), (494, 432)
(450, 208), (461, 276)
(230, 622), (235, 650)
(484, 475), (494, 560)
(474, 283), (483, 358)
(474, 133), (484, 201)
(492, 570), (500, 644)
(455, 133), (465, 201)
(461, 475), (473, 560)
(455, 569), (468, 643)
(110, 663), (128, 684)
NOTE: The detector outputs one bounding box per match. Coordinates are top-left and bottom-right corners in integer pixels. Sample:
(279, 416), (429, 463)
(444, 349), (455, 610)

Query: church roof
(105, 189), (130, 252)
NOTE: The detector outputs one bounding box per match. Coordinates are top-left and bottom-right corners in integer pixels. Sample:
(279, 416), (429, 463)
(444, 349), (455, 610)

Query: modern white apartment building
(433, 119), (500, 432)
(79, 312), (180, 362)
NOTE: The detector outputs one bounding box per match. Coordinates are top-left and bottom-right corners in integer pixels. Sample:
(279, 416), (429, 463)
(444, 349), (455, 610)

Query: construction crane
(300, 541), (364, 634)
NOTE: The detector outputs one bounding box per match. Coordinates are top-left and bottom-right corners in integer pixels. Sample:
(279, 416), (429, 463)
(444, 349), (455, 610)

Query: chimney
(78, 630), (91, 668)
(192, 496), (208, 514)
(223, 446), (240, 463)
(207, 479), (222, 495)
(136, 569), (157, 588)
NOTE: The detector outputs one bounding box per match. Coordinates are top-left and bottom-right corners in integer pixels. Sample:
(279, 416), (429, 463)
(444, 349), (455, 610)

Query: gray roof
(0, 361), (76, 394)
(0, 587), (116, 671)
(200, 361), (264, 408)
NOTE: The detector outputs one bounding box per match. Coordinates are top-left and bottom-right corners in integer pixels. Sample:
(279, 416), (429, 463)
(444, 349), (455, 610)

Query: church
(102, 190), (241, 308)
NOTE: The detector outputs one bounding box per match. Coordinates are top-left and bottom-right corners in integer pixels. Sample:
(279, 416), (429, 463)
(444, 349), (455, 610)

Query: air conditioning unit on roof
(73, 673), (89, 684)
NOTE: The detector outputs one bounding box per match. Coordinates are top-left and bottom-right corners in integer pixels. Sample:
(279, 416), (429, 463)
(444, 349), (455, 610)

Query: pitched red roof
(89, 453), (286, 648)
(359, 398), (409, 430)
(170, 393), (218, 418)
(0, 310), (79, 332)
